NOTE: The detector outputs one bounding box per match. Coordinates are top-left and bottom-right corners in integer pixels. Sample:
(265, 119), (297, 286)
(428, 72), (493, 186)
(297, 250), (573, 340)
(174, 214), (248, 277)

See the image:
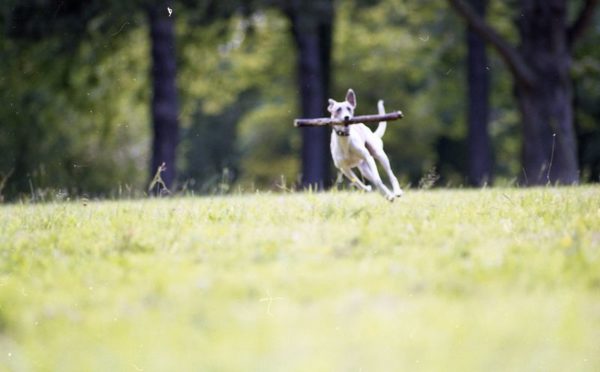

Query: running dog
(328, 89), (403, 201)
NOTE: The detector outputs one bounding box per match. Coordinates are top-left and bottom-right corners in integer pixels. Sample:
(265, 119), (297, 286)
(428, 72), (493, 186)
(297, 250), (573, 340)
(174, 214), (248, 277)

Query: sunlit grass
(1, 187), (599, 371)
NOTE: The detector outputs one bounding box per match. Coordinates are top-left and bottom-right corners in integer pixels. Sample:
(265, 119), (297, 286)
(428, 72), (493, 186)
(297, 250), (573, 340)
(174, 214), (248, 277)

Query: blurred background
(0, 0), (599, 200)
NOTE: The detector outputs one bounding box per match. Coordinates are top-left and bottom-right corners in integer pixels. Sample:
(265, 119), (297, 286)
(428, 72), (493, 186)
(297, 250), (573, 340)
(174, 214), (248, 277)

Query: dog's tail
(374, 100), (387, 138)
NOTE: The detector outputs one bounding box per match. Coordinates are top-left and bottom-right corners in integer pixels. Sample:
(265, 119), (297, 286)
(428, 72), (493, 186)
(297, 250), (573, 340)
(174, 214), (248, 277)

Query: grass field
(0, 187), (599, 371)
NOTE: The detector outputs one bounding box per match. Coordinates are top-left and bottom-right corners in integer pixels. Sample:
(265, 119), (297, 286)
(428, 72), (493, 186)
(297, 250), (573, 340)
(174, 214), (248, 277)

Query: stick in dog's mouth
(294, 110), (404, 127)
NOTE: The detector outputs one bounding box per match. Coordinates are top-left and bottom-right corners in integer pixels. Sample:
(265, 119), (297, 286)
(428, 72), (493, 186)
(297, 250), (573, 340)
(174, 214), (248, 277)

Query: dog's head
(328, 89), (356, 136)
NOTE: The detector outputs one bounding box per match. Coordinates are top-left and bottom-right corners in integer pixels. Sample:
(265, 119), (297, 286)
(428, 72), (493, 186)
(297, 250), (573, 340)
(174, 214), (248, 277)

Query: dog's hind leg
(357, 158), (394, 201)
(373, 151), (403, 197)
(340, 167), (372, 192)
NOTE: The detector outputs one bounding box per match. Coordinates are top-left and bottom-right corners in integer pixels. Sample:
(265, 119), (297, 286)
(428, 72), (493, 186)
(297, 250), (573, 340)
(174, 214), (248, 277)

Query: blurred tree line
(0, 0), (598, 200)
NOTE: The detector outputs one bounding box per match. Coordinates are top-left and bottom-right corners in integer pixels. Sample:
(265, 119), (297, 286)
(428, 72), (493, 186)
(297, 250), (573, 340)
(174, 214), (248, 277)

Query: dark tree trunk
(574, 78), (600, 182)
(447, 0), (598, 185)
(148, 5), (179, 190)
(466, 0), (491, 186)
(286, 0), (333, 189)
(516, 0), (578, 184)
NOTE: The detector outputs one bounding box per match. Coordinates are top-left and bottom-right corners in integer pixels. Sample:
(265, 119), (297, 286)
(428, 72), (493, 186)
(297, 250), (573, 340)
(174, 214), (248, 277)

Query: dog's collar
(334, 129), (350, 137)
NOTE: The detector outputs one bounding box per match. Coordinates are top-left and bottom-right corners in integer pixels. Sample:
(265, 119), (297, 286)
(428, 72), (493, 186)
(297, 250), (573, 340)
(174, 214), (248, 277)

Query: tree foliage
(1, 0), (599, 200)
(0, 4), (150, 198)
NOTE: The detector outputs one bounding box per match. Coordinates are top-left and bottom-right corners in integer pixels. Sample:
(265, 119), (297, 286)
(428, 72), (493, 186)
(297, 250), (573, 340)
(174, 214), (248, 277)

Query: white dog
(328, 89), (403, 201)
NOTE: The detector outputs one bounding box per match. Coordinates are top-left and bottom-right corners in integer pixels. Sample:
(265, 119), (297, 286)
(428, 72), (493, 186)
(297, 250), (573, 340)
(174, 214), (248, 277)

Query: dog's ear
(346, 89), (356, 108)
(327, 99), (336, 112)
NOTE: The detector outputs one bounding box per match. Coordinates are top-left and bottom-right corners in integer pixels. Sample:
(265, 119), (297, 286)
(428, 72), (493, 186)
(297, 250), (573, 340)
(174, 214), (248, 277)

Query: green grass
(1, 187), (599, 371)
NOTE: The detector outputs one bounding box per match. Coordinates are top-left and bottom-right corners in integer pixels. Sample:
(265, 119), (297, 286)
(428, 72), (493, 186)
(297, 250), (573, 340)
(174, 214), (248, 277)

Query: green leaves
(1, 0), (599, 196)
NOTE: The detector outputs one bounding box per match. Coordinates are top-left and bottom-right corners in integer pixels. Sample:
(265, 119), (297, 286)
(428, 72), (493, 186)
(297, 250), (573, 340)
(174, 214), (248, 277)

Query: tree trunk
(466, 0), (491, 186)
(286, 0), (333, 189)
(148, 5), (179, 190)
(447, 0), (594, 185)
(516, 0), (578, 185)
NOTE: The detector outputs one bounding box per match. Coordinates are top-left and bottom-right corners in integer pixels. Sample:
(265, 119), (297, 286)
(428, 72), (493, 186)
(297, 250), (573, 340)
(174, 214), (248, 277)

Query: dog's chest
(331, 136), (365, 168)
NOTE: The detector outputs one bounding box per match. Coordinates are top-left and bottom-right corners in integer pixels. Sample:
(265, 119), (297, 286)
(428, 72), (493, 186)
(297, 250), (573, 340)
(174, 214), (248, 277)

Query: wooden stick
(294, 111), (404, 127)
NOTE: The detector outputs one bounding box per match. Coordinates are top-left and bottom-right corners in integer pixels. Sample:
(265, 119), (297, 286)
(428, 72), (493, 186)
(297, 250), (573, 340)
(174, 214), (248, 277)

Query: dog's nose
(343, 116), (350, 121)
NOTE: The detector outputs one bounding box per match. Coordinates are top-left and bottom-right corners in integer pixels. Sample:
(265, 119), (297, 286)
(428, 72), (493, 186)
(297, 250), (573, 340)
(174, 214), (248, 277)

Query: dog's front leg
(340, 167), (372, 192)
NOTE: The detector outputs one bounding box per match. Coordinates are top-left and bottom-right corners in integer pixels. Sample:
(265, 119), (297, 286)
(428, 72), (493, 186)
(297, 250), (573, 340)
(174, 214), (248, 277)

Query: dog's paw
(364, 185), (372, 192)
(395, 189), (404, 198)
(386, 194), (395, 202)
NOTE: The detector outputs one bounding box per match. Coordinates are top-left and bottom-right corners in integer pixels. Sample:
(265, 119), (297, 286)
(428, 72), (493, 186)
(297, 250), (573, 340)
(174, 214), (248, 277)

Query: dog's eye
(336, 108), (341, 113)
